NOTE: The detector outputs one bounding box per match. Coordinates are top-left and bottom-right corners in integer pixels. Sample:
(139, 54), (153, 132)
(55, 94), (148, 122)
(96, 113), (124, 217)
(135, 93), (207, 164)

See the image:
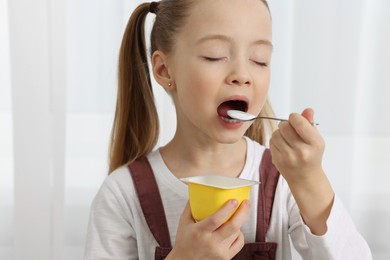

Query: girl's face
(167, 0), (272, 144)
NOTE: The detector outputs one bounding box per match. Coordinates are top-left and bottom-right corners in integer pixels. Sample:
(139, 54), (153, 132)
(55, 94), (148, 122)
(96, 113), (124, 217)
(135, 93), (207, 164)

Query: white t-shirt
(84, 137), (372, 259)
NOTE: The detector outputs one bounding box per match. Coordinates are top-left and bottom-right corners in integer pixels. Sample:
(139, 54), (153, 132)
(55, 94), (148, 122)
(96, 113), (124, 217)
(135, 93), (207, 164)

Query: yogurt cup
(181, 175), (259, 222)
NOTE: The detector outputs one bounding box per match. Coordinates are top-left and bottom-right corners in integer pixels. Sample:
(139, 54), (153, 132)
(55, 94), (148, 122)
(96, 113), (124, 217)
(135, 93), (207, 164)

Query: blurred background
(1, 0), (389, 259)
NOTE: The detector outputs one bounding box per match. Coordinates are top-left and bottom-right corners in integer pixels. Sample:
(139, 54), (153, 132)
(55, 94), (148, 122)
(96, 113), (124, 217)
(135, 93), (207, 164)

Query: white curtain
(0, 0), (389, 259)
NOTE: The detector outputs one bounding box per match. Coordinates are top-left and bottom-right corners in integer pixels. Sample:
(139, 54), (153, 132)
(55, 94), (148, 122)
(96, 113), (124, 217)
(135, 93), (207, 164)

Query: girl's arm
(288, 193), (372, 259)
(269, 108), (333, 235)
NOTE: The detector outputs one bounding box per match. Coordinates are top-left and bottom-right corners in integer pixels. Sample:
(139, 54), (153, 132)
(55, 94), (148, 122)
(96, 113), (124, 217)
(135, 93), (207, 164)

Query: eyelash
(252, 61), (268, 67)
(203, 57), (225, 62)
(202, 57), (268, 67)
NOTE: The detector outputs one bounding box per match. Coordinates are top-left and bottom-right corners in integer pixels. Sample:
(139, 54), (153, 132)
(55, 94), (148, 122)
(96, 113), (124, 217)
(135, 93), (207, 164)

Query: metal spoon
(227, 110), (319, 125)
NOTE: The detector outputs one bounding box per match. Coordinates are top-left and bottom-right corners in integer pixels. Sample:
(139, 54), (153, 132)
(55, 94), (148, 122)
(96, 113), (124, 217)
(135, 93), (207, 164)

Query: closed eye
(202, 57), (225, 62)
(252, 60), (268, 67)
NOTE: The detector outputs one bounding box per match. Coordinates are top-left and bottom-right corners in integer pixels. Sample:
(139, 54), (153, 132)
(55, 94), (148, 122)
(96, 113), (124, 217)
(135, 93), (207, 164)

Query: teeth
(221, 116), (240, 123)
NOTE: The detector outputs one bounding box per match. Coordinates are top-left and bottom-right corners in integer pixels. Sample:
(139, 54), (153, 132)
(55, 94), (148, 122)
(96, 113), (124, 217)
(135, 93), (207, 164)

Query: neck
(160, 135), (247, 179)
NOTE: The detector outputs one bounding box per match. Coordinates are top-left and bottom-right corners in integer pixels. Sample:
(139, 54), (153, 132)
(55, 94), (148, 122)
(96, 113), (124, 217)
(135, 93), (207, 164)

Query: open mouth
(217, 100), (248, 122)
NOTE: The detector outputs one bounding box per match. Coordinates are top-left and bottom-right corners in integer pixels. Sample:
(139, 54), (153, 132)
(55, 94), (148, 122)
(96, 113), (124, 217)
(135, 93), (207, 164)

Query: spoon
(227, 110), (319, 125)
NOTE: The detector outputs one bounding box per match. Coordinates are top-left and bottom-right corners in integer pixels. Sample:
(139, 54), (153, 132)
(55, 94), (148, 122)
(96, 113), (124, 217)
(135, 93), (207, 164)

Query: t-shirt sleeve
(84, 176), (138, 260)
(288, 195), (372, 259)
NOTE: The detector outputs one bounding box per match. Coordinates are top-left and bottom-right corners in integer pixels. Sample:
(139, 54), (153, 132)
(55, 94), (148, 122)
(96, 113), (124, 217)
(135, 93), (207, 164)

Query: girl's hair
(109, 0), (275, 173)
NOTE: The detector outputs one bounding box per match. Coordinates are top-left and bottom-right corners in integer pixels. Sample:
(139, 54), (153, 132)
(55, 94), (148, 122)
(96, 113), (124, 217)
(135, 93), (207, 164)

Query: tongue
(217, 102), (236, 117)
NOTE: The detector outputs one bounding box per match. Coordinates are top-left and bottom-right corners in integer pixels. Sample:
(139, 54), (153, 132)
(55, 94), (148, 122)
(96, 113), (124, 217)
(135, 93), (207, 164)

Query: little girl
(84, 0), (372, 259)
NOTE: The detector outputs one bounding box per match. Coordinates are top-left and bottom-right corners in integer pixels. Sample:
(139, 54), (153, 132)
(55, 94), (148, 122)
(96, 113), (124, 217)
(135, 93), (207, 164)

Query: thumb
(301, 107), (314, 124)
(179, 201), (196, 226)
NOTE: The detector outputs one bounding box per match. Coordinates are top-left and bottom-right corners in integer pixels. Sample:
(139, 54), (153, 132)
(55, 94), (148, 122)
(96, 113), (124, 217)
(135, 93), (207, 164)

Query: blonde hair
(109, 0), (275, 173)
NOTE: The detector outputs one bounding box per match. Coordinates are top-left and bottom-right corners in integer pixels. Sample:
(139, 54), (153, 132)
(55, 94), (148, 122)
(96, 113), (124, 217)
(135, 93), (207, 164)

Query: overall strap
(256, 149), (280, 242)
(128, 157), (172, 248)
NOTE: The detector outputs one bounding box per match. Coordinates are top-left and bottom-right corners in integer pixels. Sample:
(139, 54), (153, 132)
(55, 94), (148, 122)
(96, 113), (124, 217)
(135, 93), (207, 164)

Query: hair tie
(149, 2), (159, 14)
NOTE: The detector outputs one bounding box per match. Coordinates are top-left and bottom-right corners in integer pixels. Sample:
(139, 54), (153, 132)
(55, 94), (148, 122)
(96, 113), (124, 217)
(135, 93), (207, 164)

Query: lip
(218, 116), (244, 129)
(219, 95), (250, 109)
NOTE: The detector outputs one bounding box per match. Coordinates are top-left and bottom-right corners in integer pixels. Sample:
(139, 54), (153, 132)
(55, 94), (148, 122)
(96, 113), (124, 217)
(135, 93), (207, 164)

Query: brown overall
(128, 149), (280, 260)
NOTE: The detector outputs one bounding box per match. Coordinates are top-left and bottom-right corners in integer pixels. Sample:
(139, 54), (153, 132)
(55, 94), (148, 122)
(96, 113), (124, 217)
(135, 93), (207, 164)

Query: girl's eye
(203, 57), (225, 62)
(252, 60), (268, 67)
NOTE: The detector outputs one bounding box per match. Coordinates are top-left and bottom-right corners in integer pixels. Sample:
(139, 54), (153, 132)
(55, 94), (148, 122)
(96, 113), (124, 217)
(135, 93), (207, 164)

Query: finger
(288, 112), (318, 144)
(269, 140), (281, 167)
(269, 131), (282, 155)
(179, 201), (196, 226)
(216, 200), (251, 239)
(269, 132), (284, 161)
(228, 232), (245, 258)
(270, 129), (292, 154)
(199, 199), (239, 232)
(301, 107), (314, 123)
(278, 121), (302, 149)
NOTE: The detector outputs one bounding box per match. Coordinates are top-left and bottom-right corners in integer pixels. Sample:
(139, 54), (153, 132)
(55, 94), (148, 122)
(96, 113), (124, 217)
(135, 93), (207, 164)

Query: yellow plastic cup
(181, 175), (259, 222)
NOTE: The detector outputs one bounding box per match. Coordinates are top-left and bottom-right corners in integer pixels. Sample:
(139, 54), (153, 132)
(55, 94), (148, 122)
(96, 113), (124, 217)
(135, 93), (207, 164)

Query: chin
(215, 133), (244, 145)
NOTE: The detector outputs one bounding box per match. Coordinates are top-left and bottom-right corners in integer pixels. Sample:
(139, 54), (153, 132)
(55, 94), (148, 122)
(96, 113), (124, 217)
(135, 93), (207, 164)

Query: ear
(152, 50), (175, 91)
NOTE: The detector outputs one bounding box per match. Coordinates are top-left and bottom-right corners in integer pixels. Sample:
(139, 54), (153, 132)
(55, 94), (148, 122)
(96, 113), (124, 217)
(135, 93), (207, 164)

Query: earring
(168, 83), (172, 88)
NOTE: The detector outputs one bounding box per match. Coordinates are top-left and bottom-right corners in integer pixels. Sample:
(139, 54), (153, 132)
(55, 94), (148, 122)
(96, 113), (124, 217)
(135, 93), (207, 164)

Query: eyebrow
(196, 34), (273, 49)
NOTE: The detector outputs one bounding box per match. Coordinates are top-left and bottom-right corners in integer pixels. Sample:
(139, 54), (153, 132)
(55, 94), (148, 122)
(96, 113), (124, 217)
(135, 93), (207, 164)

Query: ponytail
(245, 99), (276, 145)
(109, 3), (159, 173)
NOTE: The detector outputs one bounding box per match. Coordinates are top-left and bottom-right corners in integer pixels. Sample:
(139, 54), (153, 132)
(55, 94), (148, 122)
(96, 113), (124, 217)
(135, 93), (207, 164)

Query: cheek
(173, 75), (208, 119)
(176, 65), (218, 103)
(253, 71), (271, 111)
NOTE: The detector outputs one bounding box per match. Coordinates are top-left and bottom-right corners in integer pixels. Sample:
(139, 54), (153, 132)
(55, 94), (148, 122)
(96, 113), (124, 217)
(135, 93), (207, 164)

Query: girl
(84, 0), (372, 259)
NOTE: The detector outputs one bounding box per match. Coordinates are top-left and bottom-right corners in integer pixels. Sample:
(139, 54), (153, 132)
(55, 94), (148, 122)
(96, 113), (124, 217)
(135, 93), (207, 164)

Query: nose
(226, 60), (251, 87)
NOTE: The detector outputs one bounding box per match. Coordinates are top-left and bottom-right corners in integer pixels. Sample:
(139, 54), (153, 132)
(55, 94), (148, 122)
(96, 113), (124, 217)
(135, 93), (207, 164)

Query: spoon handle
(253, 116), (319, 126)
(256, 116), (288, 122)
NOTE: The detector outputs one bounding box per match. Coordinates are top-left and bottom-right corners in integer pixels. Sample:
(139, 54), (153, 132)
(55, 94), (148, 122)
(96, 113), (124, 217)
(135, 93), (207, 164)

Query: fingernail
(230, 199), (238, 207)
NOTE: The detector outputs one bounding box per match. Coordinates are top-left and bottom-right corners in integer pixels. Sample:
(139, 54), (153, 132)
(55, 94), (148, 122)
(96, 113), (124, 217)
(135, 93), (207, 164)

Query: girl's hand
(167, 199), (251, 260)
(269, 108), (334, 235)
(269, 108), (325, 183)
